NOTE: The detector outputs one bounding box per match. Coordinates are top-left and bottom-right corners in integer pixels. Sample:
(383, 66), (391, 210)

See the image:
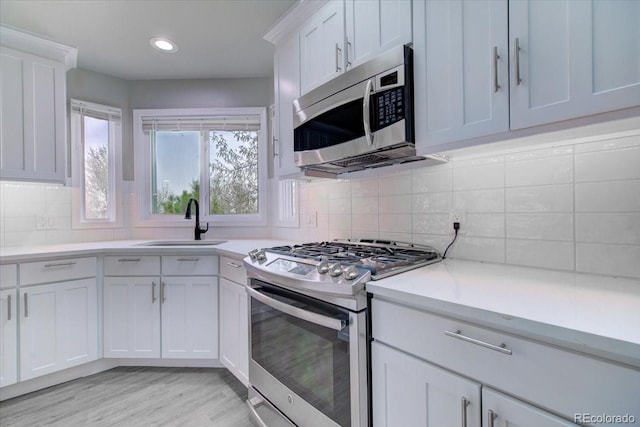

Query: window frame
(133, 107), (268, 227)
(70, 99), (122, 229)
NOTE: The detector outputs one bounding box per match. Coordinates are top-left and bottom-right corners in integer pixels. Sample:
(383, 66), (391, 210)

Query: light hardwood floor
(0, 367), (252, 427)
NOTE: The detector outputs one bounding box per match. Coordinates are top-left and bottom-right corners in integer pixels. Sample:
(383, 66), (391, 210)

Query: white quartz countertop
(367, 259), (640, 367)
(0, 239), (296, 262)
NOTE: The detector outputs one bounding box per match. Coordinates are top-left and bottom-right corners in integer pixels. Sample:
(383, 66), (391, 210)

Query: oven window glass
(294, 99), (365, 152)
(251, 283), (350, 426)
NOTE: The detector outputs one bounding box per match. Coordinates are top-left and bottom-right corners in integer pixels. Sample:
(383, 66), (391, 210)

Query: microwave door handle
(363, 79), (374, 147)
(247, 286), (346, 331)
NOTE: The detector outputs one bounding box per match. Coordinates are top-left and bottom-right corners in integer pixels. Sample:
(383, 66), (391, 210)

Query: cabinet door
(219, 277), (249, 386)
(0, 289), (17, 387)
(274, 32), (302, 177)
(161, 276), (218, 359)
(103, 276), (160, 358)
(300, 0), (345, 94)
(0, 47), (66, 183)
(483, 388), (578, 427)
(509, 0), (640, 130)
(416, 0), (509, 150)
(372, 341), (481, 427)
(345, 0), (412, 70)
(19, 279), (96, 381)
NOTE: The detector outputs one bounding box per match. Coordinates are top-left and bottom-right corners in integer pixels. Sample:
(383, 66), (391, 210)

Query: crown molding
(1, 25), (77, 71)
(263, 0), (328, 45)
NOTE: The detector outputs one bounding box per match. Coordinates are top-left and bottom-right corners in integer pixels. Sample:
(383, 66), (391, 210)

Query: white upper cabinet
(417, 0), (509, 148)
(0, 27), (76, 183)
(300, 0), (345, 94)
(345, 0), (412, 70)
(416, 0), (640, 153)
(509, 0), (640, 130)
(273, 33), (302, 178)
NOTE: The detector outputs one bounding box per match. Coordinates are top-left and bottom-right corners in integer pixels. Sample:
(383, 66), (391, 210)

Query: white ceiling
(0, 0), (297, 81)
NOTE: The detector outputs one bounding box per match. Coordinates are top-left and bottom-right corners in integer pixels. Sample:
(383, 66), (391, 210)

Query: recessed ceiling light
(150, 37), (178, 53)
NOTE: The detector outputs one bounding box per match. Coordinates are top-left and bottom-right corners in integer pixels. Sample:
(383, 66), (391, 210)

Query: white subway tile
(412, 234), (456, 254)
(412, 213), (450, 235)
(506, 185), (573, 212)
(379, 232), (413, 243)
(329, 214), (351, 231)
(351, 197), (378, 215)
(576, 213), (640, 245)
(328, 180), (351, 199)
(575, 145), (640, 182)
(412, 192), (451, 213)
(447, 236), (505, 263)
(464, 214), (505, 238)
(453, 158), (504, 190)
(411, 168), (453, 193)
(352, 214), (378, 232)
(81, 229), (115, 242)
(4, 231), (47, 247)
(506, 239), (574, 271)
(350, 178), (378, 198)
(328, 198), (351, 215)
(575, 180), (640, 212)
(379, 214), (412, 234)
(379, 195), (412, 214)
(574, 133), (640, 154)
(454, 189), (504, 213)
(576, 243), (640, 279)
(506, 213), (574, 241)
(379, 173), (412, 195)
(505, 155), (573, 187)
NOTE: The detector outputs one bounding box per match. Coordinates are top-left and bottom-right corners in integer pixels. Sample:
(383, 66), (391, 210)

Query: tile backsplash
(273, 132), (640, 280)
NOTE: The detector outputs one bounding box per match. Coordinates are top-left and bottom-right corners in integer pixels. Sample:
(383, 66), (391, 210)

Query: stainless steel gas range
(243, 240), (441, 427)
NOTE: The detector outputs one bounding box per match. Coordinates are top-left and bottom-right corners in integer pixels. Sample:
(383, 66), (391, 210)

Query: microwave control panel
(375, 87), (405, 129)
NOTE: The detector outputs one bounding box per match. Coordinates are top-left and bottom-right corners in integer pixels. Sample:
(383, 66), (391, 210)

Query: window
(70, 99), (121, 228)
(134, 108), (267, 226)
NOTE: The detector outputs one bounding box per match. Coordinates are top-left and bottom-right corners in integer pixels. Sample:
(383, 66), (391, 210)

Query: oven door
(247, 279), (366, 427)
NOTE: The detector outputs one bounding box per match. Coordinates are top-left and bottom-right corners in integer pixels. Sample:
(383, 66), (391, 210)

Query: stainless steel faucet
(184, 198), (209, 240)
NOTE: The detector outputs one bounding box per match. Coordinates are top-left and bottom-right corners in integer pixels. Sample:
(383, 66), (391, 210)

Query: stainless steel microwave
(293, 44), (423, 177)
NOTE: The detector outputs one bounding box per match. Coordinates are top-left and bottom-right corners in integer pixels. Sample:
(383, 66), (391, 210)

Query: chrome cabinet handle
(152, 282), (157, 303)
(445, 330), (513, 355)
(247, 286), (346, 331)
(363, 79), (374, 147)
(493, 46), (500, 92)
(7, 294), (11, 321)
(514, 38), (522, 86)
(461, 397), (469, 427)
(44, 261), (76, 268)
(335, 43), (342, 72)
(176, 258), (200, 262)
(24, 293), (28, 318)
(272, 136), (279, 158)
(346, 40), (352, 68)
(161, 282), (166, 303)
(488, 409), (496, 427)
(225, 261), (242, 269)
(118, 258), (141, 262)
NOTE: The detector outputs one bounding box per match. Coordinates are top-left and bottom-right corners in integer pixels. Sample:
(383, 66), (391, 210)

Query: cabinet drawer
(20, 257), (96, 285)
(104, 256), (160, 276)
(220, 256), (246, 285)
(1, 264), (18, 288)
(162, 255), (218, 276)
(372, 298), (640, 421)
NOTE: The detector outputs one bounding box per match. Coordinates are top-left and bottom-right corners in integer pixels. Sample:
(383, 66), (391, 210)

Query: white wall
(273, 131), (640, 280)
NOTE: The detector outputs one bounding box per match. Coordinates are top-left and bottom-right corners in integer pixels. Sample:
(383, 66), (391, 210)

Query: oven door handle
(248, 286), (347, 331)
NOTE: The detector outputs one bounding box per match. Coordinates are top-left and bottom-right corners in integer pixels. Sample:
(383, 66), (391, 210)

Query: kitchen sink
(136, 240), (227, 246)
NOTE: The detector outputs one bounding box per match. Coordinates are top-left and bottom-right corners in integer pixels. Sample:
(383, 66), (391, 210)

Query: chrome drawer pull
(7, 294), (11, 321)
(161, 282), (167, 303)
(225, 261), (242, 269)
(461, 397), (469, 427)
(488, 409), (497, 427)
(152, 282), (157, 303)
(24, 293), (28, 318)
(117, 258), (141, 262)
(176, 258), (200, 262)
(44, 261), (76, 268)
(444, 330), (513, 355)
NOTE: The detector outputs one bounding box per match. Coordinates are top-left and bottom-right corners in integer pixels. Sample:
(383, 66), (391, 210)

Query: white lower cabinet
(483, 388), (577, 427)
(0, 289), (18, 387)
(372, 341), (481, 427)
(20, 279), (98, 381)
(219, 256), (249, 386)
(103, 255), (219, 359)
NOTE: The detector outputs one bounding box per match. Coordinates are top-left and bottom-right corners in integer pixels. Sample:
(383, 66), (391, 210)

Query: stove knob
(317, 260), (330, 274)
(344, 265), (359, 280)
(255, 249), (267, 261)
(248, 249), (259, 260)
(329, 263), (343, 277)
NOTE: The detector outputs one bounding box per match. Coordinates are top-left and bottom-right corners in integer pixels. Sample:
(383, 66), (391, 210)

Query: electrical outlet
(307, 211), (317, 228)
(36, 215), (48, 230)
(451, 211), (465, 234)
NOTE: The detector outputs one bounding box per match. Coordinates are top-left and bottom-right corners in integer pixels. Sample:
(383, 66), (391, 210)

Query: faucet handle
(200, 222), (209, 233)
